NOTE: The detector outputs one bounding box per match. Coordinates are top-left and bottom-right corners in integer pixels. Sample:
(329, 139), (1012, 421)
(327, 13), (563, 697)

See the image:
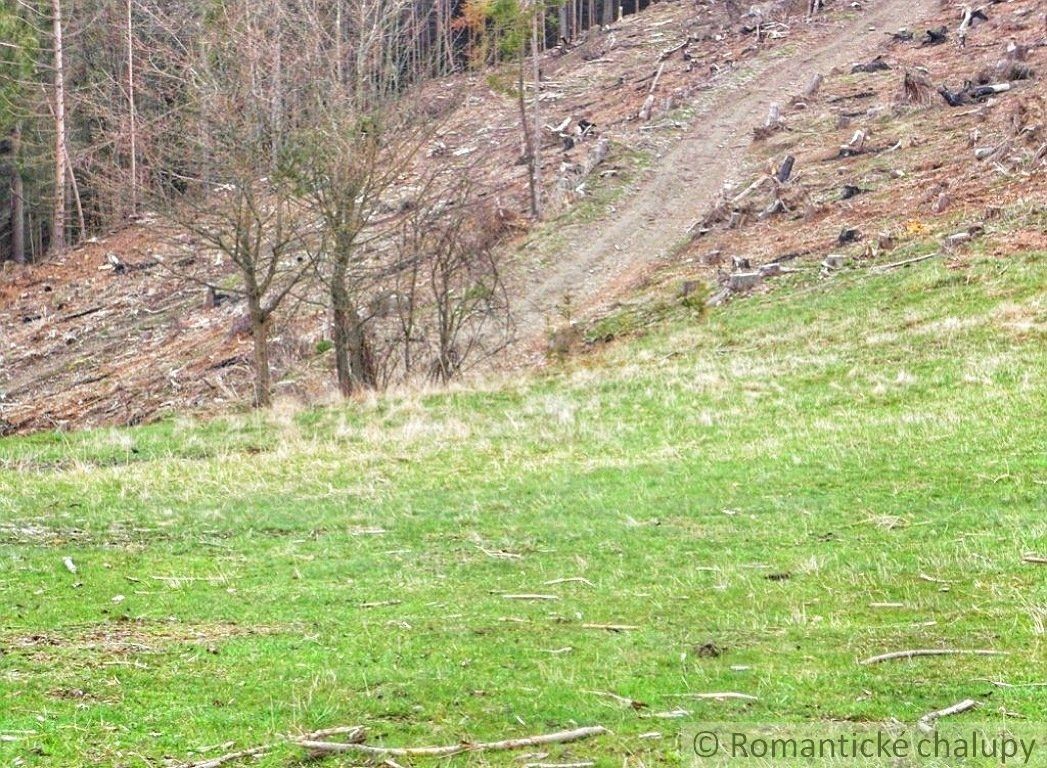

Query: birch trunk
(51, 0), (67, 252)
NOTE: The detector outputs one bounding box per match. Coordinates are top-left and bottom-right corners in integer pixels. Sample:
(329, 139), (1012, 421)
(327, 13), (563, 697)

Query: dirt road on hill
(515, 0), (938, 335)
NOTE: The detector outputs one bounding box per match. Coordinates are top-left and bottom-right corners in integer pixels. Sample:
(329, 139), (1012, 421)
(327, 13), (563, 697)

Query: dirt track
(516, 0), (940, 330)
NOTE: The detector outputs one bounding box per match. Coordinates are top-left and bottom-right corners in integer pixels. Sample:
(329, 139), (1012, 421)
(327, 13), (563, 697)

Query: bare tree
(287, 0), (438, 397)
(394, 176), (512, 382)
(152, 0), (311, 407)
(168, 183), (309, 407)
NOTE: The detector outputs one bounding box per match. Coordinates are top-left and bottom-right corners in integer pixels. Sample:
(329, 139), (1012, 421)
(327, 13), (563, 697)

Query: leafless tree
(151, 0), (312, 407)
(392, 174), (513, 382)
(286, 0), (440, 397)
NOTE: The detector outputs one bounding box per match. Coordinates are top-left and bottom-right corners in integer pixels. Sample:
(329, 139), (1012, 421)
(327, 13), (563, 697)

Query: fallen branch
(639, 63), (666, 121)
(587, 690), (647, 709)
(975, 679), (1047, 688)
(859, 649), (1007, 666)
(544, 577), (596, 587)
(917, 698), (978, 732)
(659, 40), (689, 61)
(1022, 555), (1047, 565)
(839, 130), (867, 157)
(667, 692), (759, 702)
(956, 6), (988, 48)
(181, 726), (365, 768)
(581, 623), (639, 632)
(871, 253), (939, 272)
(182, 745), (271, 768)
(298, 725), (609, 757)
(501, 594), (560, 601)
(476, 545), (523, 560)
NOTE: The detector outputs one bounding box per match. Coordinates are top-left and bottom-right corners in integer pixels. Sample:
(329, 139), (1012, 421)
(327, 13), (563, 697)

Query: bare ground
(512, 0), (942, 335)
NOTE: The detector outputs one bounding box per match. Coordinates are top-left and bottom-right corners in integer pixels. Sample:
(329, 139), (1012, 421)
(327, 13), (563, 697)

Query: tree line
(2, 0), (653, 405)
(0, 0), (652, 264)
(0, 0), (651, 406)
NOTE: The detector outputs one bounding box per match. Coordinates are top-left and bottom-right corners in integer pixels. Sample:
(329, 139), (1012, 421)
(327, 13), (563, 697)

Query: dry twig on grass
(181, 726), (365, 768)
(871, 253), (940, 272)
(586, 690), (648, 709)
(182, 745), (271, 768)
(544, 577), (596, 587)
(917, 698), (978, 732)
(859, 649), (1007, 666)
(974, 679), (1047, 689)
(1022, 555), (1047, 565)
(666, 692), (759, 702)
(298, 725), (609, 757)
(501, 593), (561, 601)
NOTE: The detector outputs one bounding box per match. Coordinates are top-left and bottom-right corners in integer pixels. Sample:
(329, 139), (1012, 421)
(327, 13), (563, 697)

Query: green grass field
(1, 249), (1044, 766)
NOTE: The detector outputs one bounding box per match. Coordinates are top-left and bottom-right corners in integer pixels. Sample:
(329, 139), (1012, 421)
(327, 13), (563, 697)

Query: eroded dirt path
(515, 0), (939, 334)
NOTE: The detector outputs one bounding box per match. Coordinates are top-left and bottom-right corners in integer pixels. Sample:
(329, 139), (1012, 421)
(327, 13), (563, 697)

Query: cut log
(638, 62), (665, 121)
(728, 272), (761, 292)
(939, 81), (1010, 107)
(839, 130), (867, 157)
(802, 73), (824, 99)
(920, 26), (948, 46)
(851, 56), (891, 74)
(659, 40), (690, 61)
(957, 6), (988, 48)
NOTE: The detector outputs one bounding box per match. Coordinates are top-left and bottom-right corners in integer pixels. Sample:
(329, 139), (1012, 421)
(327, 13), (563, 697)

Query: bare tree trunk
(249, 307), (273, 408)
(530, 5), (543, 220)
(10, 125), (25, 265)
(330, 252), (376, 397)
(51, 0), (67, 252)
(347, 318), (376, 389)
(127, 0), (138, 216)
(518, 55), (539, 219)
(67, 147), (85, 243)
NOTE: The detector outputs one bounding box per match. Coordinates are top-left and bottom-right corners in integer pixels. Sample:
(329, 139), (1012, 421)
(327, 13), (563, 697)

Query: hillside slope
(1, 0), (1044, 432)
(513, 0), (941, 327)
(1, 221), (1043, 766)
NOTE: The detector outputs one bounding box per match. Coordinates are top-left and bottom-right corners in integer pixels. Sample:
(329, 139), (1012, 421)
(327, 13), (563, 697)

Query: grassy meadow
(1, 247), (1044, 766)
